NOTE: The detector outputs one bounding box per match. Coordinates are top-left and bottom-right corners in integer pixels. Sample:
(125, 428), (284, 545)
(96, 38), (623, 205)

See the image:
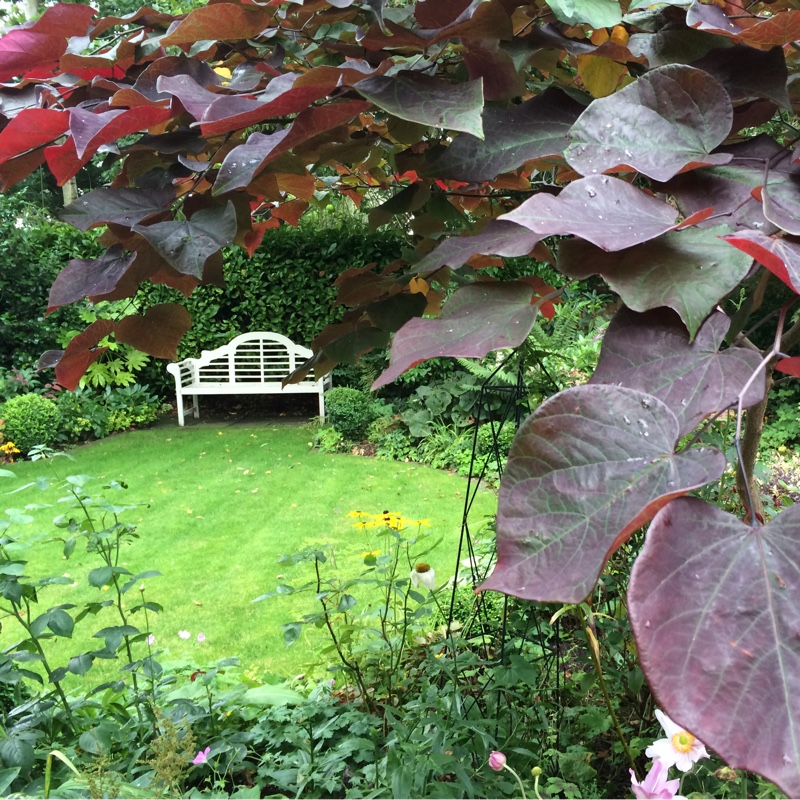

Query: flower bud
(488, 751), (506, 771)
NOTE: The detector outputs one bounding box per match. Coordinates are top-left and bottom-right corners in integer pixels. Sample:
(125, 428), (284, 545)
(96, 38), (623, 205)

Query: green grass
(1, 421), (496, 686)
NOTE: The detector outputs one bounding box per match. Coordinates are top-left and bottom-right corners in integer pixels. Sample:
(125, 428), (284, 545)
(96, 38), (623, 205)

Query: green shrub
(475, 422), (517, 460)
(324, 387), (376, 440)
(55, 384), (164, 442)
(314, 426), (345, 453)
(1, 393), (60, 455)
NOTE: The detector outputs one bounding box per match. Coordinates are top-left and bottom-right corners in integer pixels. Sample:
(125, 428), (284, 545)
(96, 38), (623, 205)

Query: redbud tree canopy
(1, 0), (799, 791)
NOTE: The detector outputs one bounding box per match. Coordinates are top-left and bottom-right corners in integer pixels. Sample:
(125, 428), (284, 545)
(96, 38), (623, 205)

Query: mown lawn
(1, 421), (496, 686)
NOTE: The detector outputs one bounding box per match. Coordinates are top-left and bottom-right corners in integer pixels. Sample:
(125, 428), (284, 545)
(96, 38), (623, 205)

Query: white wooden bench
(166, 332), (331, 426)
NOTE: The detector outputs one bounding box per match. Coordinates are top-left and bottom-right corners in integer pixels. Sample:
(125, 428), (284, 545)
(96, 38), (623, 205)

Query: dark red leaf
(479, 385), (725, 603)
(61, 187), (175, 231)
(414, 0), (471, 28)
(463, 45), (525, 102)
(558, 226), (754, 338)
(664, 136), (786, 234)
(133, 202), (237, 278)
(691, 45), (789, 110)
(566, 65), (732, 182)
(44, 136), (91, 186)
(590, 307), (766, 436)
(198, 72), (338, 136)
(69, 106), (173, 160)
(48, 245), (137, 312)
(629, 498), (800, 797)
(414, 220), (542, 275)
(160, 4), (275, 46)
(776, 357), (800, 379)
(433, 88), (584, 182)
(0, 148), (47, 191)
(723, 230), (800, 295)
(243, 218), (279, 257)
(0, 30), (67, 82)
(373, 282), (545, 389)
(17, 3), (95, 37)
(115, 304), (191, 360)
(500, 175), (679, 252)
(271, 198), (307, 226)
(354, 73), (484, 138)
(55, 319), (116, 390)
(687, 1), (800, 49)
(155, 73), (221, 121)
(214, 100), (370, 195)
(0, 109), (69, 166)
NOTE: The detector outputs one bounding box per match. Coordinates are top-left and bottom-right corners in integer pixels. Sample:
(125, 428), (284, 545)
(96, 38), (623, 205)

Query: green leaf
(336, 594), (357, 612)
(93, 625), (140, 650)
(29, 612), (52, 638)
(68, 653), (95, 676)
(120, 570), (162, 594)
(49, 666), (68, 682)
(88, 566), (113, 587)
(545, 0), (621, 27)
(0, 469), (15, 478)
(241, 684), (304, 707)
(0, 768), (20, 795)
(281, 622), (302, 647)
(4, 509), (33, 525)
(0, 738), (34, 770)
(47, 608), (74, 638)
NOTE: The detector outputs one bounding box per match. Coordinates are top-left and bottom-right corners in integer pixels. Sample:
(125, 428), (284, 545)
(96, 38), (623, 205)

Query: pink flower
(488, 751), (506, 771)
(178, 630), (190, 639)
(192, 747), (210, 765)
(147, 634), (155, 646)
(630, 761), (686, 799)
(197, 632), (206, 642)
(646, 709), (709, 772)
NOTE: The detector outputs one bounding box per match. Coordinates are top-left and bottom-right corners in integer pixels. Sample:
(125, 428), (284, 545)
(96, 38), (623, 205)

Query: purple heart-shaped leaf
(590, 307), (766, 436)
(630, 498), (800, 798)
(566, 65), (732, 182)
(480, 385), (725, 603)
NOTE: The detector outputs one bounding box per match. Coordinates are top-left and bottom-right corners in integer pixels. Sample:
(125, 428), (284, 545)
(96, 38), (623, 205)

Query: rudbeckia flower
(646, 709), (709, 772)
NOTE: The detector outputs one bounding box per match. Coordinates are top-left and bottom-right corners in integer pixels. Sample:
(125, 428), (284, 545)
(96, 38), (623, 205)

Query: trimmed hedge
(139, 222), (403, 394)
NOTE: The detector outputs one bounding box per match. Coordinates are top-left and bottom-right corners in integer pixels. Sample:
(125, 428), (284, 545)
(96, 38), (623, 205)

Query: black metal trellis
(445, 354), (566, 758)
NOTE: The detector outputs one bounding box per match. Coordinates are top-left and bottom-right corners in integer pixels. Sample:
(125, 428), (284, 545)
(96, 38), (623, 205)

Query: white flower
(646, 709), (709, 772)
(178, 630), (191, 639)
(410, 563), (436, 591)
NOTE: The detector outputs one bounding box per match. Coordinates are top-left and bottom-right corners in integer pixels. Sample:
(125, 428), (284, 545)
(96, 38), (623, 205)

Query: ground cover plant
(2, 0), (800, 796)
(1, 423), (494, 680)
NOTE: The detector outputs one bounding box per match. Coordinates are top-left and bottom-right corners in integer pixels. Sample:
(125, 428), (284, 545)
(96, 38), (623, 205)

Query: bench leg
(176, 393), (185, 426)
(193, 395), (200, 419)
(318, 391), (325, 424)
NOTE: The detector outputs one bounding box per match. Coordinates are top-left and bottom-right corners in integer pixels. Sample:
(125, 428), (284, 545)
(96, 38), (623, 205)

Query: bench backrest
(179, 332), (317, 385)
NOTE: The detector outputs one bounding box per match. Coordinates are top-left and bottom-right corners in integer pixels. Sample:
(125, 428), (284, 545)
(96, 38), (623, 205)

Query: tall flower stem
(502, 764), (527, 800)
(581, 609), (639, 779)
